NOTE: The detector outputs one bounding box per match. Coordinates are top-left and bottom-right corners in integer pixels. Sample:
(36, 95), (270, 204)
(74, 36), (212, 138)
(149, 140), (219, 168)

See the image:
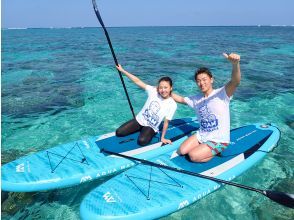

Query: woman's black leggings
(116, 119), (156, 146)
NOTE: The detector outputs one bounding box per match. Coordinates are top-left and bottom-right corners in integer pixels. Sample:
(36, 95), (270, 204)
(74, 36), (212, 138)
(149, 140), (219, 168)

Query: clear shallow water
(1, 26), (294, 219)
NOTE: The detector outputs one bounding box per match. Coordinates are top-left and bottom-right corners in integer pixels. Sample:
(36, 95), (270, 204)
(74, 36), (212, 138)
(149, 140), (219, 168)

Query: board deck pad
(99, 118), (199, 155)
(80, 123), (280, 220)
(1, 117), (199, 192)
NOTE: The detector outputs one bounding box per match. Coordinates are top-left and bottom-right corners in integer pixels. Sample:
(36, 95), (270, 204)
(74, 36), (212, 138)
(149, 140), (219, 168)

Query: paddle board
(80, 123), (280, 219)
(1, 117), (199, 192)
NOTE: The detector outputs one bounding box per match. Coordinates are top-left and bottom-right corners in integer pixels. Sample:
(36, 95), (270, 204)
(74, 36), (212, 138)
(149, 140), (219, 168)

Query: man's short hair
(194, 67), (213, 80)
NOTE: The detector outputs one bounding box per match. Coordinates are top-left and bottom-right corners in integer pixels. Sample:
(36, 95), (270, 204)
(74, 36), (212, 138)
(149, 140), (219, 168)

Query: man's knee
(188, 153), (200, 162)
(177, 146), (187, 155)
(188, 152), (212, 163)
(177, 143), (191, 155)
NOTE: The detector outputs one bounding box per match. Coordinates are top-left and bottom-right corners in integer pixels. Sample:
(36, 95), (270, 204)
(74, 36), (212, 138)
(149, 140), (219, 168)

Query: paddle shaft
(102, 149), (261, 191)
(101, 149), (294, 208)
(92, 0), (135, 118)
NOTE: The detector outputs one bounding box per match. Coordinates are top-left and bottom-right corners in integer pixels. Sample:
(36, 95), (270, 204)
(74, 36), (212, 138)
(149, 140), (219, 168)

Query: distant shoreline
(2, 25), (294, 30)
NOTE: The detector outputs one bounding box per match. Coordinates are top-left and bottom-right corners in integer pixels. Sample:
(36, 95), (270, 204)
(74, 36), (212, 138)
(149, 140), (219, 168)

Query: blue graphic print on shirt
(199, 104), (218, 132)
(142, 101), (160, 128)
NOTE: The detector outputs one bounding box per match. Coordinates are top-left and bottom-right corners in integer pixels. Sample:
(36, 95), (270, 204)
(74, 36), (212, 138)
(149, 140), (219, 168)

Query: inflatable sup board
(80, 123), (280, 219)
(2, 117), (199, 192)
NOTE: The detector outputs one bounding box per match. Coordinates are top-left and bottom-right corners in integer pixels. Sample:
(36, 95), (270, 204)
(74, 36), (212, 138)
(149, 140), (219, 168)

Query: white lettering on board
(103, 192), (116, 203)
(16, 163), (25, 173)
(80, 175), (92, 183)
(236, 130), (257, 142)
(178, 200), (189, 209)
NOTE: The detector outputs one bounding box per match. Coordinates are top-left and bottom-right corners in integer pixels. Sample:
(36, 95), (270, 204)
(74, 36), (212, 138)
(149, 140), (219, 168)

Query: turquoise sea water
(1, 26), (294, 219)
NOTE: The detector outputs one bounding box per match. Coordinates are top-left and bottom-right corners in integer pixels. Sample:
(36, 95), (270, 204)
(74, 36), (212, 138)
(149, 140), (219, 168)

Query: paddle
(92, 0), (135, 118)
(101, 149), (294, 208)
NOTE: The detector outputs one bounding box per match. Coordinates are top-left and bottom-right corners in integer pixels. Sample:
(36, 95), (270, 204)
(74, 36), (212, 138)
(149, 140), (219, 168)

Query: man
(172, 53), (241, 162)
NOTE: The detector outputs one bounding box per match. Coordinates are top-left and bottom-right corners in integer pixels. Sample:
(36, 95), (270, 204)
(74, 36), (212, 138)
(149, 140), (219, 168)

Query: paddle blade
(264, 190), (294, 208)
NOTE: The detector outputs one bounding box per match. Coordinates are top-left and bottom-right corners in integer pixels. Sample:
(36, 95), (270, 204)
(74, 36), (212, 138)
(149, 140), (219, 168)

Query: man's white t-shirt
(136, 85), (177, 132)
(184, 86), (231, 143)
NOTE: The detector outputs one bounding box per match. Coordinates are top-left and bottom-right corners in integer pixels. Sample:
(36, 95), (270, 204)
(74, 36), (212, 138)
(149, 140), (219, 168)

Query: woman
(116, 64), (177, 146)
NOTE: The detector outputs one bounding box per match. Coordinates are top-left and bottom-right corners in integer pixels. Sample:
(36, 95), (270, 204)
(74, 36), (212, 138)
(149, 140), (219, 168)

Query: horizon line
(3, 24), (294, 30)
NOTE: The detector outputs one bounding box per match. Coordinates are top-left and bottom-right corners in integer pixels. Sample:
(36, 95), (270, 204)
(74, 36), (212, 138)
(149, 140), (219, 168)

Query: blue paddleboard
(80, 123), (280, 219)
(1, 117), (199, 192)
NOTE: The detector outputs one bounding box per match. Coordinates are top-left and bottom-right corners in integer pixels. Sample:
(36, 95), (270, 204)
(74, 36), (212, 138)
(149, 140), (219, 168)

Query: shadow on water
(285, 115), (294, 129)
(2, 74), (85, 118)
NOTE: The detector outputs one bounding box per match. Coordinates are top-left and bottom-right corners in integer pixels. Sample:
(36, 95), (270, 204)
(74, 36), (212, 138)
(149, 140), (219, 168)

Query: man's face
(196, 73), (213, 93)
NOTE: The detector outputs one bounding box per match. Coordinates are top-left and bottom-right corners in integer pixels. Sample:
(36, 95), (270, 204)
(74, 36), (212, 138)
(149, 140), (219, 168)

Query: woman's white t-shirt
(136, 85), (177, 132)
(184, 86), (231, 143)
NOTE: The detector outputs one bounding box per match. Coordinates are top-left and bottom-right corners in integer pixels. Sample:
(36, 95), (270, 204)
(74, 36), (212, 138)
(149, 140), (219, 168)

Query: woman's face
(158, 81), (172, 99)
